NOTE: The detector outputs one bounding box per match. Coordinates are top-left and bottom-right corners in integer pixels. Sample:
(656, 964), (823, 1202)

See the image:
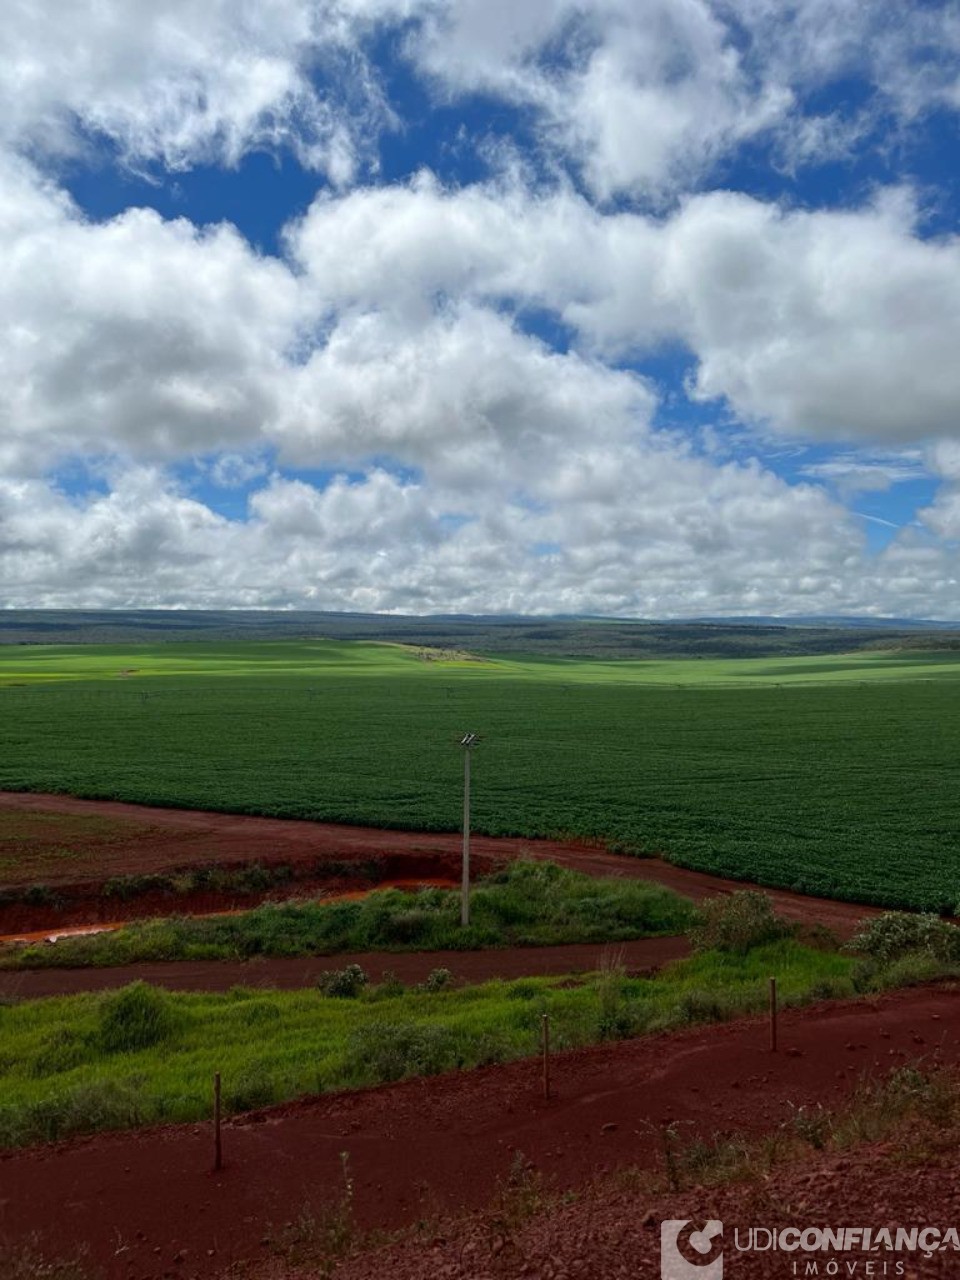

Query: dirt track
(1, 985), (957, 1279)
(0, 791), (883, 998)
(0, 793), (936, 1279)
(0, 936), (691, 999)
(0, 790), (880, 933)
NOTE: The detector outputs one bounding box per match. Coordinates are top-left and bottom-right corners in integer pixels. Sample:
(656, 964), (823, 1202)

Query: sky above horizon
(2, 2), (960, 618)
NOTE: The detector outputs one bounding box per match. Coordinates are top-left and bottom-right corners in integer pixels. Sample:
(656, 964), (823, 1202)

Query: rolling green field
(1, 640), (959, 910)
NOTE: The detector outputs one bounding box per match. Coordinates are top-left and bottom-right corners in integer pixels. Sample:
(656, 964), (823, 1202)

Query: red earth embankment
(0, 791), (881, 938)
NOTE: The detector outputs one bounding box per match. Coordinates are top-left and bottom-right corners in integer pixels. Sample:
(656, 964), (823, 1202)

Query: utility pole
(460, 733), (478, 926)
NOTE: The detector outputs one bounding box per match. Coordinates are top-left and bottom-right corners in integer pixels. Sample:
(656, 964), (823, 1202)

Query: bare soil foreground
(0, 790), (880, 936)
(1, 986), (957, 1280)
(337, 1119), (960, 1280)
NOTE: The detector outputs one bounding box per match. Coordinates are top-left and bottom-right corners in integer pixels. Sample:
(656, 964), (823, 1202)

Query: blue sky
(2, 1), (960, 616)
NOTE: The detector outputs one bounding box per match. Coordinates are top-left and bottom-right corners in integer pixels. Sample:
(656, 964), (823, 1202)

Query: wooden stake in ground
(542, 1013), (551, 1100)
(213, 1072), (223, 1171)
(769, 977), (778, 1053)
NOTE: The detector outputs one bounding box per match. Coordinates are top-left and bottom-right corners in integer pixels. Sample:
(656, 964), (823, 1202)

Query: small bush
(790, 1101), (830, 1149)
(235, 863), (275, 894)
(373, 970), (406, 999)
(344, 1020), (460, 1083)
(102, 874), (169, 900)
(594, 956), (630, 1039)
(848, 912), (960, 966)
(380, 908), (437, 945)
(417, 967), (453, 993)
(493, 1151), (544, 1229)
(317, 964), (368, 998)
(22, 884), (59, 908)
(97, 982), (177, 1054)
(227, 1063), (276, 1112)
(806, 978), (852, 1002)
(869, 953), (947, 991)
(268, 1152), (355, 1275)
(676, 990), (733, 1024)
(469, 1029), (511, 1066)
(688, 892), (790, 955)
(0, 1080), (146, 1146)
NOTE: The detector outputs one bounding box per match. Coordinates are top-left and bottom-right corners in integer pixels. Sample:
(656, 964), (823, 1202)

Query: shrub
(0, 1080), (146, 1146)
(676, 990), (734, 1024)
(22, 884), (60, 908)
(847, 912), (960, 966)
(806, 978), (852, 1002)
(102, 874), (169, 900)
(317, 964), (368, 998)
(235, 863), (275, 893)
(97, 982), (177, 1054)
(373, 970), (406, 999)
(595, 954), (630, 1039)
(874, 953), (946, 990)
(688, 891), (790, 955)
(379, 908), (437, 946)
(343, 1020), (460, 1083)
(417, 967), (453, 993)
(227, 1063), (276, 1111)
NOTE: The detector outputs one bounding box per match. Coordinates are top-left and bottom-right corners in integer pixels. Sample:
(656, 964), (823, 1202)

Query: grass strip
(0, 862), (695, 969)
(0, 938), (853, 1148)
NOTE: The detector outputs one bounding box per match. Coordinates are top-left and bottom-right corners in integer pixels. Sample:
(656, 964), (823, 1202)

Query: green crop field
(1, 640), (959, 910)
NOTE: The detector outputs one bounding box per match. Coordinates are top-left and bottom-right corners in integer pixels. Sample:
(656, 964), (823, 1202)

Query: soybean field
(1, 640), (959, 910)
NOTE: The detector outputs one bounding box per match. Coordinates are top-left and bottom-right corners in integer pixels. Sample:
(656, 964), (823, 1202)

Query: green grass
(5, 638), (960, 685)
(2, 639), (960, 909)
(0, 939), (854, 1148)
(0, 862), (695, 969)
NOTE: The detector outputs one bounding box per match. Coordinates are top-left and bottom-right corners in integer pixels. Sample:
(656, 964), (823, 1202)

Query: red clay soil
(336, 1117), (960, 1280)
(0, 865), (478, 938)
(0, 791), (881, 999)
(0, 936), (691, 1000)
(0, 791), (880, 937)
(2, 985), (958, 1280)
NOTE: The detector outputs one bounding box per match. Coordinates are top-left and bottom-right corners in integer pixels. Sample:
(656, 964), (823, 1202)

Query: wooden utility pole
(460, 733), (477, 926)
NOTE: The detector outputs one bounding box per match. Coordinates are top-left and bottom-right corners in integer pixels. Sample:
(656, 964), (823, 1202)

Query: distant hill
(690, 614), (960, 630)
(2, 609), (959, 659)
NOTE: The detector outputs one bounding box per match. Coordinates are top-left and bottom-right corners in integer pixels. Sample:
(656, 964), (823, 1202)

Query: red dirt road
(0, 936), (691, 999)
(1, 985), (957, 1280)
(0, 790), (880, 935)
(0, 791), (882, 998)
